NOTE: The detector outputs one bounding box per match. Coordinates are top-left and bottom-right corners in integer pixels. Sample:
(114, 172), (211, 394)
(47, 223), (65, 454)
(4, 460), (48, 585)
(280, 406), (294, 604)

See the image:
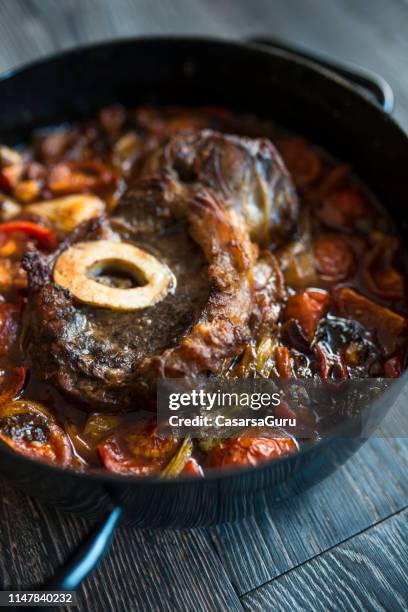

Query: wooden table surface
(0, 1), (407, 611)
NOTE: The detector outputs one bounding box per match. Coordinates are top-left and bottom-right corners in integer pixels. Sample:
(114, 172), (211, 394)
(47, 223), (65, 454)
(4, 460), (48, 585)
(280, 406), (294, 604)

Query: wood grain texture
(241, 507), (408, 612)
(0, 479), (244, 612)
(210, 433), (408, 595)
(0, 1), (408, 610)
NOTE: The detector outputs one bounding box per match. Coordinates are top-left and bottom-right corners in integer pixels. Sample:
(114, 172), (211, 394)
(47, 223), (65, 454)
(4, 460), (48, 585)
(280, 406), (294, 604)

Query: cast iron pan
(0, 36), (406, 590)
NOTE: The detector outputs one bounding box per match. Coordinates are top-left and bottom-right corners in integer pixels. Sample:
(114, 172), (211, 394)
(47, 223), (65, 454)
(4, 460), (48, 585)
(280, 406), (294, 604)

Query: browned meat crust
(22, 179), (256, 410)
(137, 188), (256, 387)
(22, 130), (296, 411)
(141, 129), (298, 246)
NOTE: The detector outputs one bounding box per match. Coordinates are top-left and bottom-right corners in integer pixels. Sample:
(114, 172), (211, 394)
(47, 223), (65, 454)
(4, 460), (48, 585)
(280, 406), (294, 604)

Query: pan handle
(42, 506), (122, 590)
(248, 36), (394, 114)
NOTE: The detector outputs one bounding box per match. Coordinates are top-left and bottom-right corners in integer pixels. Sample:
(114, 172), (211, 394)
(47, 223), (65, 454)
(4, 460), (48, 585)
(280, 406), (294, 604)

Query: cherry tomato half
(313, 234), (354, 283)
(207, 429), (298, 469)
(0, 400), (72, 466)
(98, 418), (179, 476)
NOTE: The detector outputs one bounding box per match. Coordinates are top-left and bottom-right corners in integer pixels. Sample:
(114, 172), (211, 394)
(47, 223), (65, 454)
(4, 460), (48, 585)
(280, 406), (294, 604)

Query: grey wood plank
(0, 478), (243, 612)
(84, 524), (244, 612)
(241, 507), (408, 612)
(0, 479), (90, 589)
(209, 418), (408, 595)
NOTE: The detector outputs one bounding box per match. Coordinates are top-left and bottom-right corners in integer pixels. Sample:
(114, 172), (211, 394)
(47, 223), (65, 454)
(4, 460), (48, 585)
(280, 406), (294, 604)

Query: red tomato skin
(283, 290), (330, 342)
(181, 458), (204, 477)
(208, 432), (298, 469)
(384, 356), (403, 378)
(0, 221), (58, 250)
(313, 234), (354, 282)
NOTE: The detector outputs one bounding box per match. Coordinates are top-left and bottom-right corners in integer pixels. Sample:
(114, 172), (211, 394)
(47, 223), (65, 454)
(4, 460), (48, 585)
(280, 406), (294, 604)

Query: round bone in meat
(54, 240), (174, 310)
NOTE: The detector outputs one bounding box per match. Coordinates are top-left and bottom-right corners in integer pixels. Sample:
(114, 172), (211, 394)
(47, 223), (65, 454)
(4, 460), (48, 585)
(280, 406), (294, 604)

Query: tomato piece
(207, 429), (298, 469)
(181, 458), (204, 477)
(384, 355), (403, 378)
(283, 290), (331, 342)
(48, 160), (118, 194)
(275, 346), (294, 379)
(318, 188), (369, 230)
(0, 400), (72, 466)
(277, 137), (321, 187)
(313, 234), (354, 282)
(98, 418), (179, 476)
(0, 221), (58, 250)
(315, 342), (348, 381)
(361, 237), (405, 301)
(333, 287), (407, 357)
(0, 367), (26, 405)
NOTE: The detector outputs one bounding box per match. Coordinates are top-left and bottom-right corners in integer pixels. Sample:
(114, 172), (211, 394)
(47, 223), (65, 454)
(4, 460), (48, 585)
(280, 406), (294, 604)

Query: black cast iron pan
(0, 36), (406, 590)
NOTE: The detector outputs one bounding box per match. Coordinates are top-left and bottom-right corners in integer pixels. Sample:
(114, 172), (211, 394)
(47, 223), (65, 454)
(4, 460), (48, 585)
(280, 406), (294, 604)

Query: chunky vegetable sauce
(0, 106), (406, 477)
